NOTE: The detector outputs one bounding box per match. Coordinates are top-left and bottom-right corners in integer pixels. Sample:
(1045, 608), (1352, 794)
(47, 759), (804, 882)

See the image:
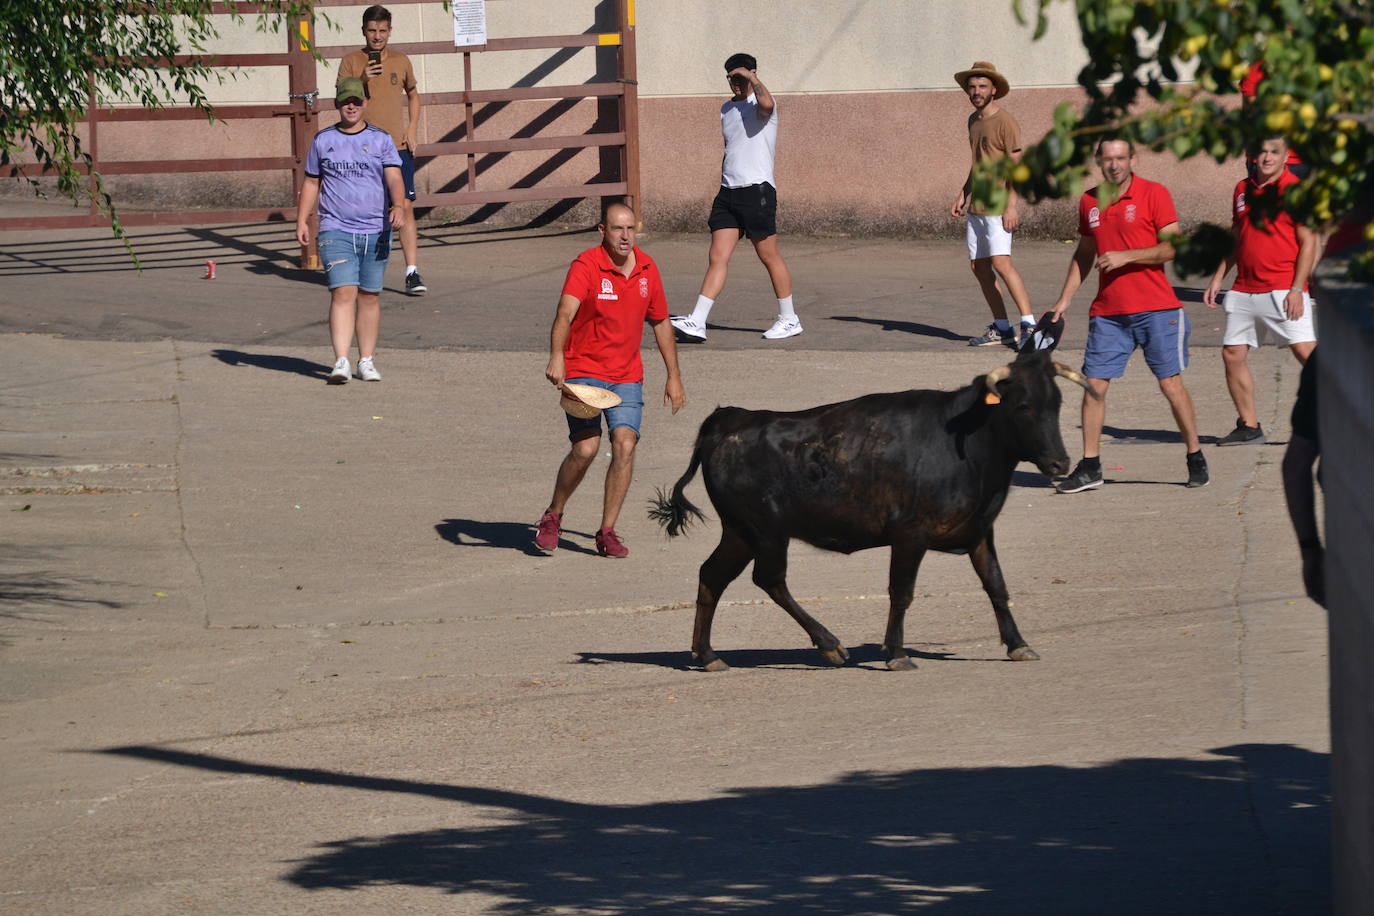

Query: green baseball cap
(335, 76), (366, 105)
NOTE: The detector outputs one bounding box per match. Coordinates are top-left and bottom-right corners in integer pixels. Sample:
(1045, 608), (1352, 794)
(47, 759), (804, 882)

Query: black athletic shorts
(708, 182), (777, 240)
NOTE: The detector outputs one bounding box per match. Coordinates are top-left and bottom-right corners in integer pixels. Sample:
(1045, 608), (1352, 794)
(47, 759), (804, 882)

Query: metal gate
(2, 0), (641, 252)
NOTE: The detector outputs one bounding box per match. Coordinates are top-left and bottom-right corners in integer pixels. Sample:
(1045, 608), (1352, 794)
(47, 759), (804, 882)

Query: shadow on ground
(211, 349), (330, 380)
(831, 315), (967, 342)
(435, 518), (599, 557)
(575, 642), (966, 671)
(98, 743), (1327, 914)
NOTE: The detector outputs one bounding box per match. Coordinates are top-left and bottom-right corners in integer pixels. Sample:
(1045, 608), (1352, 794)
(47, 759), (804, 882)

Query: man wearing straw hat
(534, 202), (687, 558)
(951, 61), (1036, 348)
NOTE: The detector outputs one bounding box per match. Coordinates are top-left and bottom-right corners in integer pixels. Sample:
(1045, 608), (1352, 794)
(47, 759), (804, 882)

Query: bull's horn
(1053, 362), (1099, 397)
(983, 364), (1012, 405)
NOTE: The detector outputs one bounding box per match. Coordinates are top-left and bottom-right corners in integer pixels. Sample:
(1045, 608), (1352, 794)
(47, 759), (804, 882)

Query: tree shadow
(831, 315), (967, 342)
(435, 518), (598, 557)
(95, 742), (1329, 913)
(210, 349), (329, 380)
(575, 642), (966, 672)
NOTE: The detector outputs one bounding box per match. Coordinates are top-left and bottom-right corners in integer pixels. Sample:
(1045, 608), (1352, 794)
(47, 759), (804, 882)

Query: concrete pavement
(0, 222), (1329, 913)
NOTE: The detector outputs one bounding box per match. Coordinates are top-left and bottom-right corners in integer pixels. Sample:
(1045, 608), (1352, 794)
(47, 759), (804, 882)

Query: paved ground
(0, 220), (1329, 914)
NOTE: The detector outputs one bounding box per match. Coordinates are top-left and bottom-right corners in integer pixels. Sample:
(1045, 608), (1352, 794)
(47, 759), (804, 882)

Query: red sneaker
(534, 510), (562, 554)
(595, 527), (629, 558)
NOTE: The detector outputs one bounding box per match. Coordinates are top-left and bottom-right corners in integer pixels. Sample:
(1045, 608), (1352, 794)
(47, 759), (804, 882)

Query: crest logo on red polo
(597, 277), (617, 300)
(1124, 204), (1137, 223)
(1235, 191), (1247, 216)
(1087, 206), (1101, 229)
(638, 277), (649, 299)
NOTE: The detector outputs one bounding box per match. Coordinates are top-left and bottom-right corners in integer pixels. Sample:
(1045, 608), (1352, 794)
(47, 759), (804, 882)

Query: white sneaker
(328, 357), (350, 384)
(669, 315), (707, 341)
(762, 315), (803, 339)
(357, 356), (381, 382)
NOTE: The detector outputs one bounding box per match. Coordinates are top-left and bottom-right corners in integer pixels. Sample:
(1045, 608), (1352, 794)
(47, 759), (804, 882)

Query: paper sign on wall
(453, 0), (487, 47)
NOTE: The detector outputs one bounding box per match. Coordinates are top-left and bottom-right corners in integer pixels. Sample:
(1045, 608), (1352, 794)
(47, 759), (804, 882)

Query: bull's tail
(648, 457), (706, 537)
(648, 411), (733, 537)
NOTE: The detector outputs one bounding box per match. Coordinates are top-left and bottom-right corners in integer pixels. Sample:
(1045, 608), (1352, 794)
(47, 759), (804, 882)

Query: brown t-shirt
(338, 49), (418, 151)
(964, 106), (1022, 215)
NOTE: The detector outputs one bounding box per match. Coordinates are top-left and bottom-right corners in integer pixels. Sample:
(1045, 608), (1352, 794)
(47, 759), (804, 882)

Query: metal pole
(290, 12), (319, 269)
(616, 0), (641, 223)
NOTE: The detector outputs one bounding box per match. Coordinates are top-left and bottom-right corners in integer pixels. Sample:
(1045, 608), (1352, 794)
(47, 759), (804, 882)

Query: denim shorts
(319, 229), (391, 293)
(1083, 308), (1191, 380)
(564, 377), (644, 440)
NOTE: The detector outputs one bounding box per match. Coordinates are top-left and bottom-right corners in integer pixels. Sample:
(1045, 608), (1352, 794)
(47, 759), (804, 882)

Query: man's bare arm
(545, 293), (581, 387)
(730, 67), (774, 119)
(650, 318), (686, 413)
(1050, 236), (1097, 318)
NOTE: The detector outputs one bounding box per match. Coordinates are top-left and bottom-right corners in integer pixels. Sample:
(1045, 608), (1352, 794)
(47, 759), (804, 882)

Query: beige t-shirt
(338, 49), (418, 151)
(964, 107), (1022, 215)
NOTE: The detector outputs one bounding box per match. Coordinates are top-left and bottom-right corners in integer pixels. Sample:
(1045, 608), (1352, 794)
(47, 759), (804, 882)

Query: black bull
(649, 348), (1093, 671)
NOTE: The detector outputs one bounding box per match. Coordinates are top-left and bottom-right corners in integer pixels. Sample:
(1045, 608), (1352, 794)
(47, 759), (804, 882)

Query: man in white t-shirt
(670, 53), (801, 342)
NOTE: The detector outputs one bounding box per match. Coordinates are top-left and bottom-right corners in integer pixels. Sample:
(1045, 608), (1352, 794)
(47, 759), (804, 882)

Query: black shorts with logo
(708, 182), (777, 240)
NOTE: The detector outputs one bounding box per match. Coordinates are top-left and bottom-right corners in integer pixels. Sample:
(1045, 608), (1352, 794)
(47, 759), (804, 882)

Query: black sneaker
(1056, 460), (1104, 494)
(405, 271), (427, 295)
(968, 323), (1016, 347)
(1186, 450), (1210, 488)
(1217, 418), (1265, 446)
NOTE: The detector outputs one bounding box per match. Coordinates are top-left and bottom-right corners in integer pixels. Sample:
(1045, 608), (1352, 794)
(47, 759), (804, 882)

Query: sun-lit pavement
(0, 221), (1328, 913)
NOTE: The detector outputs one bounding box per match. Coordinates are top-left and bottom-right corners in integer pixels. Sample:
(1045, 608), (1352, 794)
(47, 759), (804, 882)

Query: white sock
(406, 265), (418, 275)
(1020, 315), (1037, 327)
(689, 295), (715, 325)
(777, 295), (796, 319)
(994, 318), (1012, 332)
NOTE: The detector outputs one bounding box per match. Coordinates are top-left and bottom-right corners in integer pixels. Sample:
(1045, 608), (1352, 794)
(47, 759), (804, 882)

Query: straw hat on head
(954, 61), (1010, 99)
(560, 382), (622, 419)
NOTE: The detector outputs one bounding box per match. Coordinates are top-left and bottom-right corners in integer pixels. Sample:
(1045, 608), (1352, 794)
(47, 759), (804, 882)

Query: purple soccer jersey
(304, 123), (401, 234)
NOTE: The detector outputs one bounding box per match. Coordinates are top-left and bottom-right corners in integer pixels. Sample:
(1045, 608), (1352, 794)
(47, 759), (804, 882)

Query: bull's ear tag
(984, 392), (1002, 405)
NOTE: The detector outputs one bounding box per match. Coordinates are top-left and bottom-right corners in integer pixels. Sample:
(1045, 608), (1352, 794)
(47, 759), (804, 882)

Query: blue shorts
(397, 149), (417, 201)
(564, 378), (644, 441)
(1083, 308), (1191, 380)
(319, 230), (391, 293)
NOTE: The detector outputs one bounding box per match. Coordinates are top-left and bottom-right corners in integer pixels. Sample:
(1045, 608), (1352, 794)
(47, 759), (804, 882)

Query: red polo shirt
(560, 244), (668, 383)
(1078, 175), (1181, 316)
(1231, 170), (1304, 293)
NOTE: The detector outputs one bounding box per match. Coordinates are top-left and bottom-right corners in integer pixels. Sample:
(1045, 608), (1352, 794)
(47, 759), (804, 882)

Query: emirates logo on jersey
(1087, 206), (1101, 229)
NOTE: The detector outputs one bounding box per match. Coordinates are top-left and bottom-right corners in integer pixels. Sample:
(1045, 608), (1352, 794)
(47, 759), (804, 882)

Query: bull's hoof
(818, 645), (850, 666)
(1008, 646), (1041, 661)
(886, 654), (918, 671)
(699, 656), (730, 672)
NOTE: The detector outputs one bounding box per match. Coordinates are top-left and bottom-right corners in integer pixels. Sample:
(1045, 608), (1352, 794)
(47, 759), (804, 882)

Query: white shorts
(1222, 289), (1317, 348)
(966, 214), (1013, 260)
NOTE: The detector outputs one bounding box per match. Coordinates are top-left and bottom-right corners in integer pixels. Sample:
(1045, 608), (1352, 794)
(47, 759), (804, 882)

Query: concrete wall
(5, 1), (1236, 235)
(1313, 256), (1374, 915)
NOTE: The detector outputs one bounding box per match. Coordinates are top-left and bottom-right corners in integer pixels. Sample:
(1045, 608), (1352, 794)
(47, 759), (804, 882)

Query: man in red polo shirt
(1049, 138), (1207, 493)
(533, 202), (687, 558)
(1203, 135), (1318, 446)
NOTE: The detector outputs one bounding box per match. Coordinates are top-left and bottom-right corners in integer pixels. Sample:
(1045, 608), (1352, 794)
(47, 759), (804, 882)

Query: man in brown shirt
(339, 5), (426, 295)
(950, 61), (1034, 347)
